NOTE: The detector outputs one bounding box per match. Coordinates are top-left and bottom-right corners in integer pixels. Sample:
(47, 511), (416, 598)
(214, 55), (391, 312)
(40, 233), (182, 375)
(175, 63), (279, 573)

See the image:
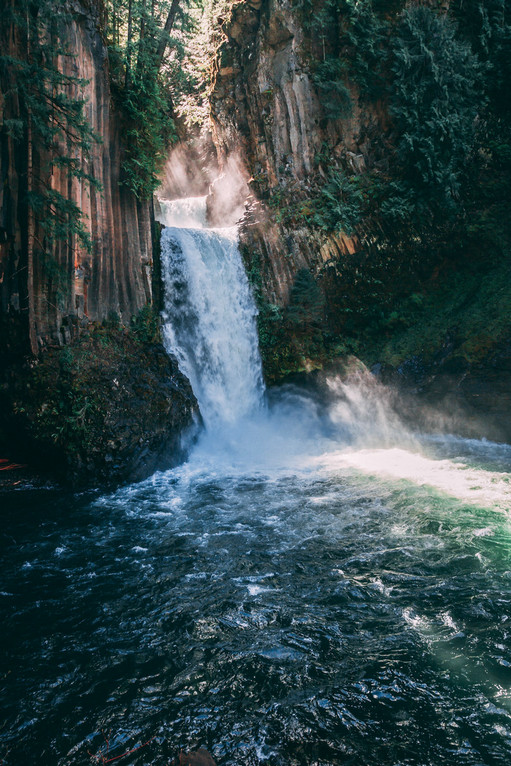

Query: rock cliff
(0, 0), (153, 357)
(210, 0), (372, 303)
(0, 0), (199, 483)
(209, 0), (511, 439)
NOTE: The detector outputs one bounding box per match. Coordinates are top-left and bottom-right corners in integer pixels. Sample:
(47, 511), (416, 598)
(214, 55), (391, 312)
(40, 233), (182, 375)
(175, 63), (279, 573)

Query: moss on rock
(0, 316), (198, 486)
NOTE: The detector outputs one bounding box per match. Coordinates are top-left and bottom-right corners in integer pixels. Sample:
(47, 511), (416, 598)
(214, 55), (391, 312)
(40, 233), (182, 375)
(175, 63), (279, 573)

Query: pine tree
(102, 0), (207, 198)
(390, 6), (481, 216)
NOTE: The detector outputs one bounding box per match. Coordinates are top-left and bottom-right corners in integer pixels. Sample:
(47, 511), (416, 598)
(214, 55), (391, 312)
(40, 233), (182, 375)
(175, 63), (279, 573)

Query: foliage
(121, 67), (177, 198)
(294, 0), (390, 106)
(257, 1), (511, 384)
(359, 251), (511, 371)
(312, 58), (352, 120)
(40, 254), (70, 309)
(389, 6), (481, 217)
(102, 0), (224, 194)
(267, 165), (365, 237)
(244, 245), (329, 382)
(286, 268), (326, 360)
(172, 0), (236, 128)
(311, 168), (364, 235)
(287, 269), (325, 332)
(130, 304), (161, 344)
(343, 0), (389, 99)
(103, 0), (185, 197)
(8, 313), (166, 464)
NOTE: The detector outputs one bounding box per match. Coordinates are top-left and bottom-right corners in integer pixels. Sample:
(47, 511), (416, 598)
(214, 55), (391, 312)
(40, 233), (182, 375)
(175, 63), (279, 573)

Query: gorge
(1, 1), (511, 764)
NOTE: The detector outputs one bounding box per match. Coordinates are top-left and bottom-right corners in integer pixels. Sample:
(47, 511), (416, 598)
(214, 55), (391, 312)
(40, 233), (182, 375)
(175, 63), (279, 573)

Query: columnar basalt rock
(0, 0), (153, 356)
(0, 1), (199, 482)
(209, 1), (511, 441)
(210, 0), (379, 304)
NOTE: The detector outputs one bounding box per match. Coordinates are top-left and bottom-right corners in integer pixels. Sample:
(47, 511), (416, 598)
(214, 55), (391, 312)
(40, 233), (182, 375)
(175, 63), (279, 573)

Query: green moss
(5, 311), (168, 469)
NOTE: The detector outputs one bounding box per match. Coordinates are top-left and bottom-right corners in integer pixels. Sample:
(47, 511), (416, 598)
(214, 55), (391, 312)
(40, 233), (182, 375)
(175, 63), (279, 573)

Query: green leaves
(312, 168), (364, 235)
(313, 58), (353, 120)
(121, 67), (177, 198)
(102, 1), (196, 197)
(390, 6), (481, 216)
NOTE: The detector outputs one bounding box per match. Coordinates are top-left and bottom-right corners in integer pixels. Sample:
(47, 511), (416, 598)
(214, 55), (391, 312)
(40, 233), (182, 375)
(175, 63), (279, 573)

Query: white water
(160, 196), (264, 428)
(158, 195), (511, 514)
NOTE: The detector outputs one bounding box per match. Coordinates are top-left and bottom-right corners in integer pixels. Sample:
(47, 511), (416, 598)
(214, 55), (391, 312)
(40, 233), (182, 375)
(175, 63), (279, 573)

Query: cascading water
(2, 195), (511, 765)
(159, 196), (264, 429)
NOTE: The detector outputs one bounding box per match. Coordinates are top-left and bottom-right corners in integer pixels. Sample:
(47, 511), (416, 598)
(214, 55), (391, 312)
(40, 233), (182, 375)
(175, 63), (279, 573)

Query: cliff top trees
(390, 5), (480, 217)
(102, 0), (212, 197)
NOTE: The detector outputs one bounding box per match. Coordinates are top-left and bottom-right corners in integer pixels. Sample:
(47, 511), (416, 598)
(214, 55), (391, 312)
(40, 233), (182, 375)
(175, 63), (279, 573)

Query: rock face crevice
(0, 0), (153, 356)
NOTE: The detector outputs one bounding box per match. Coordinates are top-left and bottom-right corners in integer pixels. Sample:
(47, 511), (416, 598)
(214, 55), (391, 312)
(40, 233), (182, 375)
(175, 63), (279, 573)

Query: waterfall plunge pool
(1, 198), (511, 765)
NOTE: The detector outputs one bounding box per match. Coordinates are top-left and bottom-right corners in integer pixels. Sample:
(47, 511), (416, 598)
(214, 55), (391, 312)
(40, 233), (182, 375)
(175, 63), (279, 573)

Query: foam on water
(318, 446), (511, 511)
(156, 195), (208, 228)
(156, 195), (511, 513)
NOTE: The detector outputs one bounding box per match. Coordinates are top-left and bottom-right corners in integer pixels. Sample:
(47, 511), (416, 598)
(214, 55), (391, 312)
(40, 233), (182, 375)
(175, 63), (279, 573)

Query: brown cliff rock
(0, 1), (199, 482)
(210, 0), (384, 304)
(0, 0), (153, 356)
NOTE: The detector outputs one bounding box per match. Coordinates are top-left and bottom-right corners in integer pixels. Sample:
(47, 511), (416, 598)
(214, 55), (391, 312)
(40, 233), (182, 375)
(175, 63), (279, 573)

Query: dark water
(2, 410), (511, 765)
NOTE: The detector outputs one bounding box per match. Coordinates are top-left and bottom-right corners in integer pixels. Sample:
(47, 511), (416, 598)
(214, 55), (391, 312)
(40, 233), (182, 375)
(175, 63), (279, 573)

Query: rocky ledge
(0, 318), (199, 487)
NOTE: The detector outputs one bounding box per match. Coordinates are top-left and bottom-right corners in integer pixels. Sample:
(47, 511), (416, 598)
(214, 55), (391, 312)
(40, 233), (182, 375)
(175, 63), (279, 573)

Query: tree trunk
(125, 0), (133, 89)
(156, 0), (181, 68)
(136, 0), (147, 79)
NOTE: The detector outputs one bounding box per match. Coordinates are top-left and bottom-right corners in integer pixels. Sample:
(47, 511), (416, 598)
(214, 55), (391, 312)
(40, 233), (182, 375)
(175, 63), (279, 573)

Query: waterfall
(159, 196), (265, 429)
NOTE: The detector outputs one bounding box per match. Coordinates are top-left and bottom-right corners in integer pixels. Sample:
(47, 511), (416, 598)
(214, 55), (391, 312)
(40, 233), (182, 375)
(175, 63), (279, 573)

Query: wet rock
(177, 749), (216, 766)
(0, 325), (200, 487)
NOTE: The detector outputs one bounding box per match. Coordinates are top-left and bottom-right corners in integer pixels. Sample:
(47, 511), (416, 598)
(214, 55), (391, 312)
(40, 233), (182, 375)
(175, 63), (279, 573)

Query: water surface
(2, 401), (511, 765)
(2, 197), (510, 764)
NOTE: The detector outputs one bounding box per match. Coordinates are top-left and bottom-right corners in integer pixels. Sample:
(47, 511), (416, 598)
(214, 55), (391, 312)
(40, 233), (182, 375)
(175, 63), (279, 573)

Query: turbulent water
(159, 197), (264, 428)
(2, 200), (511, 765)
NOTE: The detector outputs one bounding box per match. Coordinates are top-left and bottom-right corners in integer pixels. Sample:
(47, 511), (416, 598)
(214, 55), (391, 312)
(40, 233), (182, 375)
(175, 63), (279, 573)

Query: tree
(390, 6), (481, 216)
(102, 0), (207, 197)
(287, 269), (325, 334)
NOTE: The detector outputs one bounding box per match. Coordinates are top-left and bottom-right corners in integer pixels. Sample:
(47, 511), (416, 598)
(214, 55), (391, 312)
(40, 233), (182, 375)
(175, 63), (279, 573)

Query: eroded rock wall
(0, 1), (201, 482)
(210, 0), (379, 303)
(0, 0), (153, 357)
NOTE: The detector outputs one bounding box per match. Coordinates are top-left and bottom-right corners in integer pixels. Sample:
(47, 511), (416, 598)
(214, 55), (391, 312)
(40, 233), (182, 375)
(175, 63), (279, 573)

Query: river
(1, 199), (510, 765)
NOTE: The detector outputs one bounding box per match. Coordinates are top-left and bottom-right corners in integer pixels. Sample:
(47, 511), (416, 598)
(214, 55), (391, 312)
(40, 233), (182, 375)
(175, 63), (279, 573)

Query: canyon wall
(0, 1), (199, 483)
(0, 0), (153, 358)
(209, 0), (511, 440)
(210, 0), (376, 304)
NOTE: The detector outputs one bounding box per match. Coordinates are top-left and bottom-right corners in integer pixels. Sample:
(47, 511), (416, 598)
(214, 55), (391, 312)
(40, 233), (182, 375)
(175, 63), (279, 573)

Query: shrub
(390, 6), (481, 216)
(312, 168), (364, 234)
